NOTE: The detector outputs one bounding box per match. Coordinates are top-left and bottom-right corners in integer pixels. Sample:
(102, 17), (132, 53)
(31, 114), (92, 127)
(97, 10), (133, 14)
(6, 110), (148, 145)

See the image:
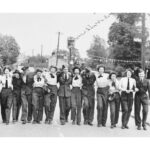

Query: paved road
(0, 101), (150, 137)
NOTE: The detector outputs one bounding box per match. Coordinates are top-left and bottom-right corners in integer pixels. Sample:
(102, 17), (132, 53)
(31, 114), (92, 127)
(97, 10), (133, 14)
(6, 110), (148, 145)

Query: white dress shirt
(96, 73), (109, 88)
(33, 75), (45, 88)
(119, 77), (136, 92)
(72, 75), (82, 88)
(44, 72), (57, 85)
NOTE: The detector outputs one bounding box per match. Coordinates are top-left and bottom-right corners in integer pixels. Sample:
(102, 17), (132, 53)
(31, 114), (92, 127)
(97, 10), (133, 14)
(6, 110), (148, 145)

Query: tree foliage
(86, 35), (107, 68)
(0, 34), (20, 66)
(108, 13), (144, 68)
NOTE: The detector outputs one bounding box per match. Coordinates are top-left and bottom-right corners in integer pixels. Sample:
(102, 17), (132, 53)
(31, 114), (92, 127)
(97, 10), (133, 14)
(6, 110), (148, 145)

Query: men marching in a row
(0, 65), (149, 131)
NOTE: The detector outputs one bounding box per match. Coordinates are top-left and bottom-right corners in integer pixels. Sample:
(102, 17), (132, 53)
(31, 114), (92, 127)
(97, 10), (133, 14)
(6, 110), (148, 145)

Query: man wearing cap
(81, 67), (96, 126)
(71, 66), (82, 125)
(96, 65), (109, 127)
(108, 72), (120, 128)
(134, 69), (150, 130)
(44, 66), (58, 124)
(21, 66), (34, 124)
(12, 69), (23, 122)
(0, 67), (13, 125)
(119, 69), (137, 129)
(58, 66), (72, 125)
(32, 69), (45, 124)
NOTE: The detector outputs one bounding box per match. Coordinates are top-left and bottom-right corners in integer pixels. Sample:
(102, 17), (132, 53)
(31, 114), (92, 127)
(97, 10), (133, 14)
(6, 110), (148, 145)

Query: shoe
(121, 126), (125, 129)
(84, 120), (88, 125)
(45, 120), (49, 124)
(110, 125), (114, 129)
(60, 121), (65, 125)
(88, 122), (93, 126)
(137, 126), (141, 130)
(143, 126), (147, 130)
(3, 121), (6, 123)
(72, 121), (76, 125)
(37, 121), (41, 124)
(27, 120), (31, 123)
(48, 120), (52, 125)
(102, 124), (106, 127)
(125, 125), (129, 129)
(6, 121), (9, 125)
(77, 122), (81, 126)
(65, 118), (68, 123)
(114, 124), (116, 127)
(13, 120), (17, 123)
(22, 120), (26, 124)
(32, 121), (37, 124)
(97, 124), (102, 127)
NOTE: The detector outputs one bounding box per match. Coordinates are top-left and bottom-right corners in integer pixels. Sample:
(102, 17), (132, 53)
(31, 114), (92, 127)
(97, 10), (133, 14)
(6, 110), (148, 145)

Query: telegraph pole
(56, 32), (60, 66)
(141, 13), (146, 70)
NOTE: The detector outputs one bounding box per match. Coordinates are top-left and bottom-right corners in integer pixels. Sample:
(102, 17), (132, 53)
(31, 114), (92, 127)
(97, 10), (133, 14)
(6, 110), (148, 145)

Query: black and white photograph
(0, 0), (150, 143)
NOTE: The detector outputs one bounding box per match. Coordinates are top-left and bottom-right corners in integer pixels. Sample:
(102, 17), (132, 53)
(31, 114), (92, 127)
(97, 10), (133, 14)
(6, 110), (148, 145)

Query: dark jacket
(58, 72), (72, 97)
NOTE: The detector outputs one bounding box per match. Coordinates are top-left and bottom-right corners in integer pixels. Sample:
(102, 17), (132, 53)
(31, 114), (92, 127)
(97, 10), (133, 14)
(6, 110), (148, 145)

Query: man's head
(50, 66), (57, 74)
(63, 66), (68, 74)
(126, 68), (132, 78)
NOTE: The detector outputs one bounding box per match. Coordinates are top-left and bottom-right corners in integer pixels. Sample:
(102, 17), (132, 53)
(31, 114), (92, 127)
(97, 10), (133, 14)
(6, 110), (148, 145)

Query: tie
(50, 73), (55, 78)
(5, 76), (8, 88)
(64, 73), (67, 80)
(112, 81), (116, 87)
(98, 74), (103, 78)
(74, 75), (79, 80)
(127, 78), (130, 90)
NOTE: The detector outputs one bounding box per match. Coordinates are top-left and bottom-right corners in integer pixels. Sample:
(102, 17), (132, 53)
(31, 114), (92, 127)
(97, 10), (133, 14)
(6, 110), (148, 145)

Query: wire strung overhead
(75, 14), (111, 41)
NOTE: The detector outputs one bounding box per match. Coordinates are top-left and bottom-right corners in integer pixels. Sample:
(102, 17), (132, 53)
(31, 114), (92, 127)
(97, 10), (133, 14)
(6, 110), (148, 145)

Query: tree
(86, 35), (107, 68)
(0, 34), (20, 65)
(108, 13), (145, 68)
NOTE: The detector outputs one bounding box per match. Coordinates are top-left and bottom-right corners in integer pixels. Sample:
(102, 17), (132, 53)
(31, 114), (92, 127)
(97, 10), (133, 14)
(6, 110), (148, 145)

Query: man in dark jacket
(135, 69), (150, 130)
(81, 67), (96, 126)
(12, 70), (23, 122)
(58, 66), (72, 125)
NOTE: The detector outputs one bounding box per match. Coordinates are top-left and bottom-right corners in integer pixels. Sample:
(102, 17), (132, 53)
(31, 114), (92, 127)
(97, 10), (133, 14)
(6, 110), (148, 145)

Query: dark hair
(50, 66), (57, 71)
(3, 67), (11, 72)
(109, 72), (117, 79)
(73, 66), (81, 73)
(97, 65), (105, 71)
(36, 69), (42, 73)
(124, 68), (133, 76)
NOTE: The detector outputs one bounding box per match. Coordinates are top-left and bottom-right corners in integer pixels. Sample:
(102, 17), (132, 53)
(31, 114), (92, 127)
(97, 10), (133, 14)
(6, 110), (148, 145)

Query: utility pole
(56, 32), (60, 66)
(41, 44), (43, 63)
(141, 13), (146, 70)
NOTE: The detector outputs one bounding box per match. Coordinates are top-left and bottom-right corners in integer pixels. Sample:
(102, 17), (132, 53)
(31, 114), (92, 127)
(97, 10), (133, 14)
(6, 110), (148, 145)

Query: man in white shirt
(119, 68), (137, 129)
(71, 66), (82, 125)
(96, 65), (109, 127)
(44, 66), (58, 124)
(32, 69), (45, 124)
(1, 67), (13, 125)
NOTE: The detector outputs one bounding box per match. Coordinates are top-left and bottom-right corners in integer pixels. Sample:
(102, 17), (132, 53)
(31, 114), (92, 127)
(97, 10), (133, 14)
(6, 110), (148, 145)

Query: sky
(0, 13), (150, 58)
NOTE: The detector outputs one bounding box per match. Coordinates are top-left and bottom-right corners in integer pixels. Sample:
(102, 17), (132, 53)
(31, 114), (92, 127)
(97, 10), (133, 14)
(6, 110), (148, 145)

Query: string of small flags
(75, 14), (111, 41)
(88, 55), (150, 64)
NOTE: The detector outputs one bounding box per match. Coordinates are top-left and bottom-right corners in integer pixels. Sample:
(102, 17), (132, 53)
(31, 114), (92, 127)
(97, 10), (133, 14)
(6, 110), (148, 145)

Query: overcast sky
(0, 13), (150, 58)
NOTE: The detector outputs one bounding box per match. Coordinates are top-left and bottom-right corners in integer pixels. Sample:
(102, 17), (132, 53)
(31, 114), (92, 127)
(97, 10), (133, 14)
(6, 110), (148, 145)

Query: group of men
(0, 64), (149, 131)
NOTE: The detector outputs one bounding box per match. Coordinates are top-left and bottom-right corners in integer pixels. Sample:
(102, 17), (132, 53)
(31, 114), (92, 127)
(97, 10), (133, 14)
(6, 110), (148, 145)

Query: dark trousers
(121, 92), (133, 127)
(21, 88), (33, 122)
(109, 93), (120, 126)
(59, 96), (71, 122)
(1, 88), (13, 122)
(134, 93), (149, 127)
(44, 85), (57, 121)
(71, 87), (82, 123)
(12, 89), (21, 121)
(82, 95), (95, 123)
(32, 87), (44, 122)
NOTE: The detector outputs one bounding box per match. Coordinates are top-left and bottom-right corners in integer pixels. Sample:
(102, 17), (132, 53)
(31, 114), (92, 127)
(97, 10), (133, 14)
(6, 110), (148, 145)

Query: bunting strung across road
(88, 55), (150, 64)
(75, 14), (111, 41)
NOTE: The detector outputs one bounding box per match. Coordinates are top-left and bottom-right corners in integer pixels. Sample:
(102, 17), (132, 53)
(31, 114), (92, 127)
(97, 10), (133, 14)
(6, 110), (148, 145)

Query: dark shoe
(88, 122), (93, 126)
(65, 118), (68, 123)
(97, 124), (102, 127)
(77, 122), (81, 126)
(114, 124), (116, 127)
(60, 121), (65, 125)
(84, 120), (88, 125)
(45, 120), (49, 124)
(48, 120), (52, 125)
(72, 121), (76, 125)
(102, 124), (106, 127)
(110, 125), (114, 129)
(143, 126), (147, 130)
(32, 121), (37, 124)
(6, 121), (9, 125)
(137, 126), (141, 130)
(22, 120), (26, 124)
(37, 121), (41, 124)
(125, 125), (129, 129)
(3, 121), (6, 123)
(121, 126), (125, 129)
